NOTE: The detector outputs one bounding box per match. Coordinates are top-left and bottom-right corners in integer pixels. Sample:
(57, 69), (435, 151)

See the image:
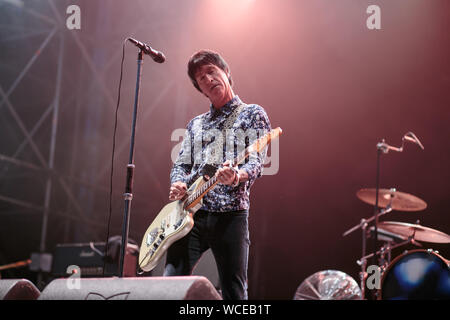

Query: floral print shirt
(170, 96), (271, 212)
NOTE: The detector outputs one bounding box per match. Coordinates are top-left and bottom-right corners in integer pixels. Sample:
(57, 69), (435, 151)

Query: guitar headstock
(249, 127), (283, 153)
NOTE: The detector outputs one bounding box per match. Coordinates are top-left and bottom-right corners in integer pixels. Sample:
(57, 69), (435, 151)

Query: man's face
(194, 64), (233, 108)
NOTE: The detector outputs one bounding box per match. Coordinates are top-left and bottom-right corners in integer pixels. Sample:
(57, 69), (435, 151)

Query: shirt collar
(209, 95), (242, 118)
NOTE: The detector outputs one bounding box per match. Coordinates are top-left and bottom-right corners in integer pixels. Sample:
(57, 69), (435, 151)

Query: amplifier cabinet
(51, 242), (138, 277)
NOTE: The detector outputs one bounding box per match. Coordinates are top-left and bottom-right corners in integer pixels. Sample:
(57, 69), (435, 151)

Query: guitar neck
(183, 127), (281, 211)
(183, 176), (218, 210)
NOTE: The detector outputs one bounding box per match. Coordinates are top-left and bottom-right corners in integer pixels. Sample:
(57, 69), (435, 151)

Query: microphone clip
(376, 139), (402, 154)
(377, 132), (424, 154)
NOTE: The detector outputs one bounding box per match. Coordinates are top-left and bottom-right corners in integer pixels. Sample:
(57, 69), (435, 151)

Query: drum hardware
(344, 133), (428, 299)
(342, 205), (393, 238)
(378, 241), (392, 273)
(343, 202), (394, 299)
(357, 235), (423, 267)
(343, 186), (428, 300)
(351, 220), (450, 300)
(368, 225), (408, 243)
(356, 234), (423, 299)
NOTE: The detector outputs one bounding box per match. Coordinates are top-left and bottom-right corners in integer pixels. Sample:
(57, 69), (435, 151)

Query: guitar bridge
(146, 228), (158, 246)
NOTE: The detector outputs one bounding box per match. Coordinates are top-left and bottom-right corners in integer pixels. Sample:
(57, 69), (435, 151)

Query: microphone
(403, 132), (424, 150)
(127, 37), (166, 63)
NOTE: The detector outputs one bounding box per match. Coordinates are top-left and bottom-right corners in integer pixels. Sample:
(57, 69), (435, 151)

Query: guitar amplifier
(51, 240), (139, 278)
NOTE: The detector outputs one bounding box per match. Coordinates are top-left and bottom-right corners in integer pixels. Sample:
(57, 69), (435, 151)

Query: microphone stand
(119, 50), (144, 277)
(370, 134), (422, 298)
(370, 144), (383, 299)
(343, 133), (423, 299)
(373, 136), (409, 274)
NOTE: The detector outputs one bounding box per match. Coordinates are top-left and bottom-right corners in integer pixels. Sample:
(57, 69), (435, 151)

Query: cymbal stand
(358, 219), (369, 300)
(356, 240), (392, 300)
(373, 137), (404, 279)
(342, 205), (392, 237)
(357, 236), (422, 266)
(343, 205), (392, 300)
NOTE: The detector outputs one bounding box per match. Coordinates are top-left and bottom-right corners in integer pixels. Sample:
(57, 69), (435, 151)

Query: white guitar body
(138, 177), (205, 272)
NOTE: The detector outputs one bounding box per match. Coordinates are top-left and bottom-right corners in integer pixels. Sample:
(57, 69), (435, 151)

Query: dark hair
(187, 50), (233, 92)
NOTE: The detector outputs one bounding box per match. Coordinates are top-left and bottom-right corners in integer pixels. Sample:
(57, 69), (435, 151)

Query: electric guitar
(138, 127), (282, 272)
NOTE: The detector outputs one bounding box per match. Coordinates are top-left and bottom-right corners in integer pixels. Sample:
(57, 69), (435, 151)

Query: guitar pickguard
(138, 177), (205, 272)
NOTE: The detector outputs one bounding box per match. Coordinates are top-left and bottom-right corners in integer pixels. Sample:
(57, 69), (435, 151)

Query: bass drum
(381, 249), (450, 300)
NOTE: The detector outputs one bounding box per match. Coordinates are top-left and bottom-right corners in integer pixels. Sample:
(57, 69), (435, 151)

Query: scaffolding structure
(0, 1), (189, 283)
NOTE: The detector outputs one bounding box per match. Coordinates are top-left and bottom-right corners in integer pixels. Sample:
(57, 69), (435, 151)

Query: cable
(90, 242), (105, 257)
(103, 39), (128, 276)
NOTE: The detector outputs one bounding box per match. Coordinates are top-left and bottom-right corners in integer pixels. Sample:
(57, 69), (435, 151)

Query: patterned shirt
(170, 95), (271, 212)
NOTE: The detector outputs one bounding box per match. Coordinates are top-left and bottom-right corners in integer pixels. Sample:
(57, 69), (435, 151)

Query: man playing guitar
(165, 50), (271, 300)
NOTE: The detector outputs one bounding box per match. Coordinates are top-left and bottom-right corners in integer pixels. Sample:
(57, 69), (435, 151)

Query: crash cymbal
(378, 221), (450, 244)
(356, 188), (427, 212)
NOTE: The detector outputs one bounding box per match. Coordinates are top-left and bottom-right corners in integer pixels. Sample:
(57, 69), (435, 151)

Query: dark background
(0, 0), (449, 299)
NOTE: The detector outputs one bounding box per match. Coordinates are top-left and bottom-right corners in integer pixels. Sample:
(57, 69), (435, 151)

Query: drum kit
(343, 187), (450, 300)
(294, 133), (450, 300)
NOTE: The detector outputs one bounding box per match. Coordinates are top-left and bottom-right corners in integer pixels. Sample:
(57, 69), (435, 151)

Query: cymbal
(378, 221), (450, 243)
(294, 270), (362, 300)
(356, 188), (427, 212)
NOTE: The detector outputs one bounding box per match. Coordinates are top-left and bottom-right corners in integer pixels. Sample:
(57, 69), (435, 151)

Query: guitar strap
(222, 101), (247, 130)
(202, 100), (247, 169)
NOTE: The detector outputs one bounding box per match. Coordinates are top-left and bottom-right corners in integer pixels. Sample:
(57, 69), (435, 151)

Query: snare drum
(380, 249), (450, 300)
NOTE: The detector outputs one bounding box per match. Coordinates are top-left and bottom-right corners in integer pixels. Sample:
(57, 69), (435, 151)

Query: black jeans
(163, 209), (250, 300)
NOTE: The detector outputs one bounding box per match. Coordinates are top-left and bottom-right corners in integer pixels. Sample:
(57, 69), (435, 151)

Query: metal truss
(0, 0), (181, 261)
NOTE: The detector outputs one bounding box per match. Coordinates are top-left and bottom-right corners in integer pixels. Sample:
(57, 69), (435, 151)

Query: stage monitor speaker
(151, 249), (219, 289)
(38, 276), (222, 300)
(0, 279), (40, 300)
